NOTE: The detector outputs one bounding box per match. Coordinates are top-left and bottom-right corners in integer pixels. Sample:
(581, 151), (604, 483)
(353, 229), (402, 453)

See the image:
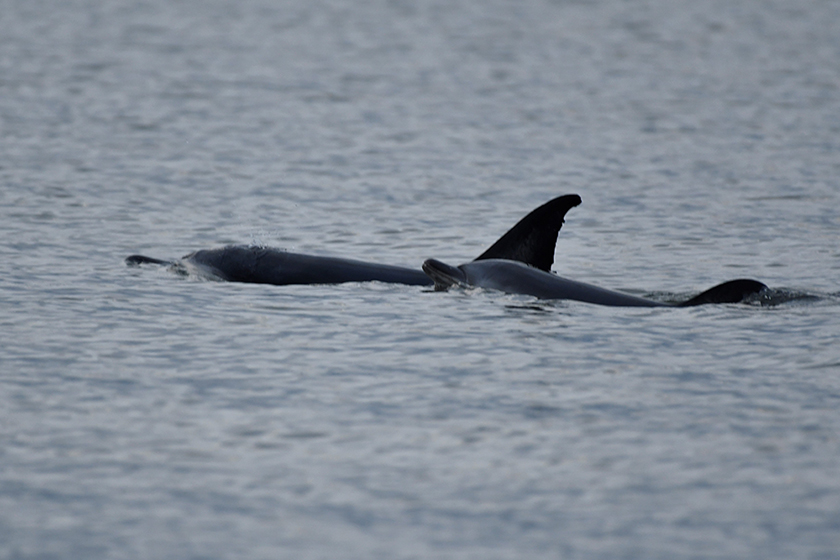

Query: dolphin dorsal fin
(473, 194), (581, 272)
(678, 279), (767, 306)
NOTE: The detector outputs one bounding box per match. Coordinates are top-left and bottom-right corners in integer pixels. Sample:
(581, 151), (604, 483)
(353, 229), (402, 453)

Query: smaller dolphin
(421, 260), (767, 308)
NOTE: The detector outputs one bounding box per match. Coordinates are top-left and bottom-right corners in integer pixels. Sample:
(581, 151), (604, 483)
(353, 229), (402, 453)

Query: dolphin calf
(422, 258), (767, 307)
(126, 194), (583, 286)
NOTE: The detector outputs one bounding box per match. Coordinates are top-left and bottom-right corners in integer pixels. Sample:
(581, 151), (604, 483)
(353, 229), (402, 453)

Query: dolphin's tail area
(678, 279), (768, 306)
(125, 255), (175, 266)
(473, 194), (581, 273)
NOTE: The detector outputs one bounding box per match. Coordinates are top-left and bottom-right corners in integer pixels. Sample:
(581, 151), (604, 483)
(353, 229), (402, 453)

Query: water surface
(2, 0), (839, 558)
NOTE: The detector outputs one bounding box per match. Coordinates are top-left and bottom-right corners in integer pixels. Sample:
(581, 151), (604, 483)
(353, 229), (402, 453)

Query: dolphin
(421, 258), (767, 307)
(126, 194), (583, 286)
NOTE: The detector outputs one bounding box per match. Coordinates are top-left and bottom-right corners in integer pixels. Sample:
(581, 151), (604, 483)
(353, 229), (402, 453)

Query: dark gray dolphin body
(126, 194), (583, 287)
(422, 258), (767, 307)
(129, 192), (768, 304)
(169, 247), (432, 285)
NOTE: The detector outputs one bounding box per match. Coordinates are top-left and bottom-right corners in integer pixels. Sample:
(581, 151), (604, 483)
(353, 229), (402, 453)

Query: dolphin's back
(185, 246), (432, 286)
(457, 260), (665, 307)
(425, 258), (766, 307)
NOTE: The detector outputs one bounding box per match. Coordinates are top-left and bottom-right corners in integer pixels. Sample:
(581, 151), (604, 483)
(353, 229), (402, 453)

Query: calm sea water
(2, 0), (839, 558)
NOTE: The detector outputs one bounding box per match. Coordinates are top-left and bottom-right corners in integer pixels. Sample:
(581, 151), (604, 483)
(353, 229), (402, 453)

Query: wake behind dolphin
(126, 194), (582, 287)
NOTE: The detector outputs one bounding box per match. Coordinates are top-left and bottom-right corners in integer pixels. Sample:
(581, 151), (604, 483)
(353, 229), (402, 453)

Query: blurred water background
(1, 0), (839, 558)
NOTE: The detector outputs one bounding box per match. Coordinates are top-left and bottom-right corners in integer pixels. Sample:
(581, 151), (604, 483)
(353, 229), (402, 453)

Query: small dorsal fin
(678, 279), (767, 306)
(473, 194), (581, 272)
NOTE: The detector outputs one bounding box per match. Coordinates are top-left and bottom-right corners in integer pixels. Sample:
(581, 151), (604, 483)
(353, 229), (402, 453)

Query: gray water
(2, 0), (840, 558)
